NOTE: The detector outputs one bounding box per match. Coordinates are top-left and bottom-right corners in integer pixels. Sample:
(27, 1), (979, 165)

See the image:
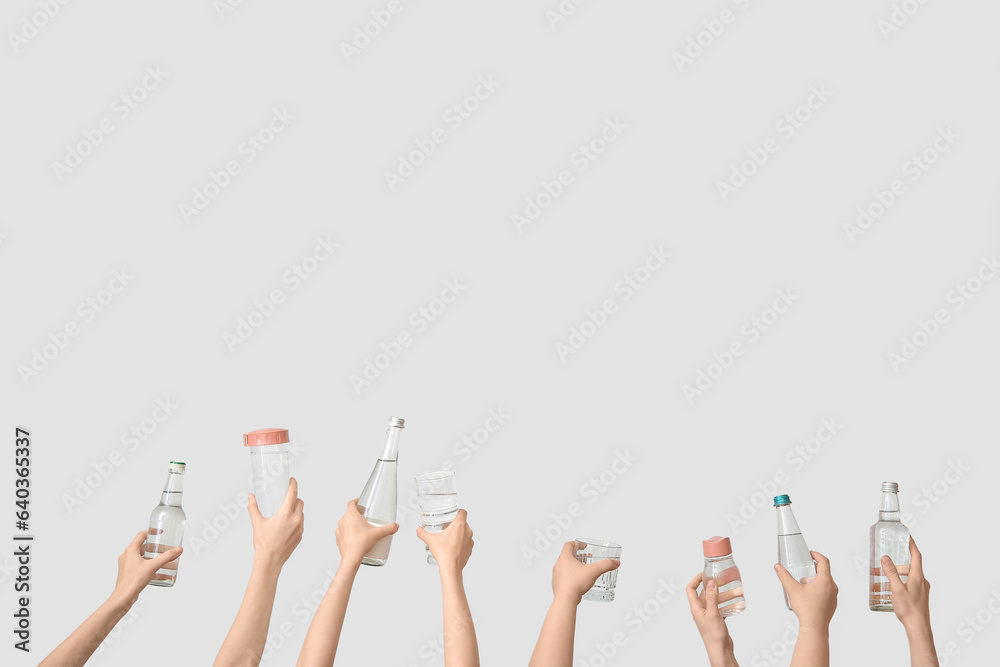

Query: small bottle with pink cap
(243, 428), (291, 518)
(703, 536), (746, 617)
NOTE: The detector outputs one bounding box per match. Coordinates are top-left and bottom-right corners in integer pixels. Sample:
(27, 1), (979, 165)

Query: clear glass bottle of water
(702, 536), (746, 617)
(774, 494), (816, 611)
(244, 428), (290, 518)
(144, 462), (186, 587)
(870, 481), (910, 611)
(358, 417), (404, 566)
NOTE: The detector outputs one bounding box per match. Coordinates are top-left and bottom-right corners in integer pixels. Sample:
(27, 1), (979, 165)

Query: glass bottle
(703, 536), (746, 617)
(244, 428), (290, 518)
(870, 481), (910, 611)
(144, 462), (186, 587)
(774, 494), (816, 611)
(358, 417), (404, 566)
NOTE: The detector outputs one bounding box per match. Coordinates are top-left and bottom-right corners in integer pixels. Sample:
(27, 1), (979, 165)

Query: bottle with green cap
(774, 494), (816, 611)
(144, 461), (187, 587)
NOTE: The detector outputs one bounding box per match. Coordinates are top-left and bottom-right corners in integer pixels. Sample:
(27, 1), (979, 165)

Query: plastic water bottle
(358, 417), (404, 566)
(144, 462), (186, 587)
(244, 428), (291, 518)
(774, 494), (816, 611)
(702, 536), (746, 617)
(870, 481), (910, 611)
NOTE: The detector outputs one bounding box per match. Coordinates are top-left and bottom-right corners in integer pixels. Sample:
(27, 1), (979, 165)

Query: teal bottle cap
(773, 494), (791, 506)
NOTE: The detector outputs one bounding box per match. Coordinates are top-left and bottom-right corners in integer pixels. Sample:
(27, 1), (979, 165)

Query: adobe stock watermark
(50, 65), (168, 182)
(521, 448), (638, 566)
(672, 0), (758, 73)
(877, 0), (932, 41)
(61, 397), (180, 514)
(339, 0), (416, 63)
(384, 75), (502, 192)
(188, 438), (307, 557)
(510, 116), (628, 234)
(577, 577), (683, 667)
(544, 0), (593, 31)
(223, 235), (340, 352)
(350, 277), (467, 395)
(747, 618), (800, 666)
(178, 107), (295, 224)
(715, 85), (832, 202)
(887, 254), (997, 372)
(725, 417), (843, 533)
(843, 125), (959, 244)
(555, 246), (671, 362)
(935, 587), (1000, 666)
(17, 268), (135, 386)
(852, 458), (970, 575)
(682, 288), (798, 404)
(93, 605), (144, 659)
(7, 0), (73, 53)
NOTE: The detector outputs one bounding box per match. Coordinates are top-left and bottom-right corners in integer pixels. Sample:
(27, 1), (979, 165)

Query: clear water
(362, 520), (393, 566)
(144, 499), (185, 587)
(419, 495), (458, 565)
(778, 532), (816, 610)
(250, 448), (289, 518)
(704, 556), (745, 617)
(870, 523), (910, 611)
(582, 567), (619, 602)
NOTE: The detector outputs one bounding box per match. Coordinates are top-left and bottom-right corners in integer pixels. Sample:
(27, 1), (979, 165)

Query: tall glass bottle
(774, 494), (816, 611)
(870, 482), (910, 611)
(358, 417), (404, 566)
(144, 462), (186, 587)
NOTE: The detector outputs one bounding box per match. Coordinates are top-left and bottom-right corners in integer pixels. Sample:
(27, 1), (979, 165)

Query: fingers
(686, 572), (705, 609)
(247, 493), (262, 522)
(347, 498), (361, 514)
(908, 536), (923, 578)
(881, 554), (904, 590)
(560, 541), (580, 560)
(279, 477), (299, 513)
(811, 551), (832, 577)
(453, 509), (468, 524)
(149, 546), (183, 570)
(128, 530), (148, 554)
(774, 563), (799, 591)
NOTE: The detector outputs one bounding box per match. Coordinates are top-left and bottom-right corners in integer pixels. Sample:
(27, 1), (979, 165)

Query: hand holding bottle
(551, 540), (620, 604)
(336, 498), (399, 568)
(416, 508), (474, 575)
(685, 573), (736, 665)
(774, 550), (838, 631)
(248, 476), (304, 569)
(111, 530), (183, 607)
(883, 537), (939, 666)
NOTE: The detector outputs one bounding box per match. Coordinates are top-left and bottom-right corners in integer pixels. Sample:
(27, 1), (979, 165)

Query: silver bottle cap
(388, 416), (405, 428)
(881, 481), (898, 493)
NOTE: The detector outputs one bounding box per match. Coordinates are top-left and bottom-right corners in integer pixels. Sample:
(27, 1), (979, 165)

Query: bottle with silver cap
(870, 481), (911, 611)
(144, 461), (187, 587)
(358, 417), (404, 566)
(774, 494), (816, 611)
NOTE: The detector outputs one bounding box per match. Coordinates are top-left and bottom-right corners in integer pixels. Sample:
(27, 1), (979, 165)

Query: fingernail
(774, 564), (781, 571)
(707, 579), (716, 590)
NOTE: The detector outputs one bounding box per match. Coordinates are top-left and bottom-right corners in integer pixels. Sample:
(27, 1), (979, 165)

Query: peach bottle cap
(243, 428), (290, 446)
(703, 536), (733, 558)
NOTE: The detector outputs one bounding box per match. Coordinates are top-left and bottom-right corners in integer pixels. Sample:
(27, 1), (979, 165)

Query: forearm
(296, 562), (359, 667)
(214, 557), (282, 667)
(905, 622), (940, 667)
(790, 626), (829, 667)
(704, 641), (739, 667)
(39, 596), (131, 667)
(440, 569), (479, 667)
(529, 596), (578, 667)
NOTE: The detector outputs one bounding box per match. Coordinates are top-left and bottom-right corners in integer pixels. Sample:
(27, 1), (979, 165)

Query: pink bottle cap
(243, 428), (290, 446)
(703, 536), (733, 558)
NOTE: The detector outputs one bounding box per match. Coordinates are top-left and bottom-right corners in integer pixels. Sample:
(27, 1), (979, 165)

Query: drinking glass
(415, 471), (459, 565)
(576, 538), (621, 602)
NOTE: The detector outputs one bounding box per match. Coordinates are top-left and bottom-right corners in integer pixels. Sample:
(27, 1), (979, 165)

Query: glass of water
(415, 471), (459, 565)
(576, 538), (621, 602)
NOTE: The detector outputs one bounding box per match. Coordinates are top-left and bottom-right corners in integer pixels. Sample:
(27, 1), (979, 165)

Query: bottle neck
(378, 425), (402, 462)
(776, 505), (801, 535)
(878, 491), (900, 521)
(161, 471), (184, 506)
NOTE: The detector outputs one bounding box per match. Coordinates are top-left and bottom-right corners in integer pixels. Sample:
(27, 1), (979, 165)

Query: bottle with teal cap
(774, 494), (816, 610)
(144, 461), (187, 587)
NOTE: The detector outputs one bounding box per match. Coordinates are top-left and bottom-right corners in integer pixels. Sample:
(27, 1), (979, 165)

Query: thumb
(374, 522), (399, 540)
(881, 555), (904, 591)
(247, 493), (263, 523)
(415, 525), (431, 545)
(704, 577), (720, 610)
(588, 558), (620, 580)
(150, 546), (183, 570)
(774, 563), (799, 592)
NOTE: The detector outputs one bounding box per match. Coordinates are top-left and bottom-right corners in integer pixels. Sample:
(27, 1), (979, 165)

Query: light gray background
(3, 0), (999, 665)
